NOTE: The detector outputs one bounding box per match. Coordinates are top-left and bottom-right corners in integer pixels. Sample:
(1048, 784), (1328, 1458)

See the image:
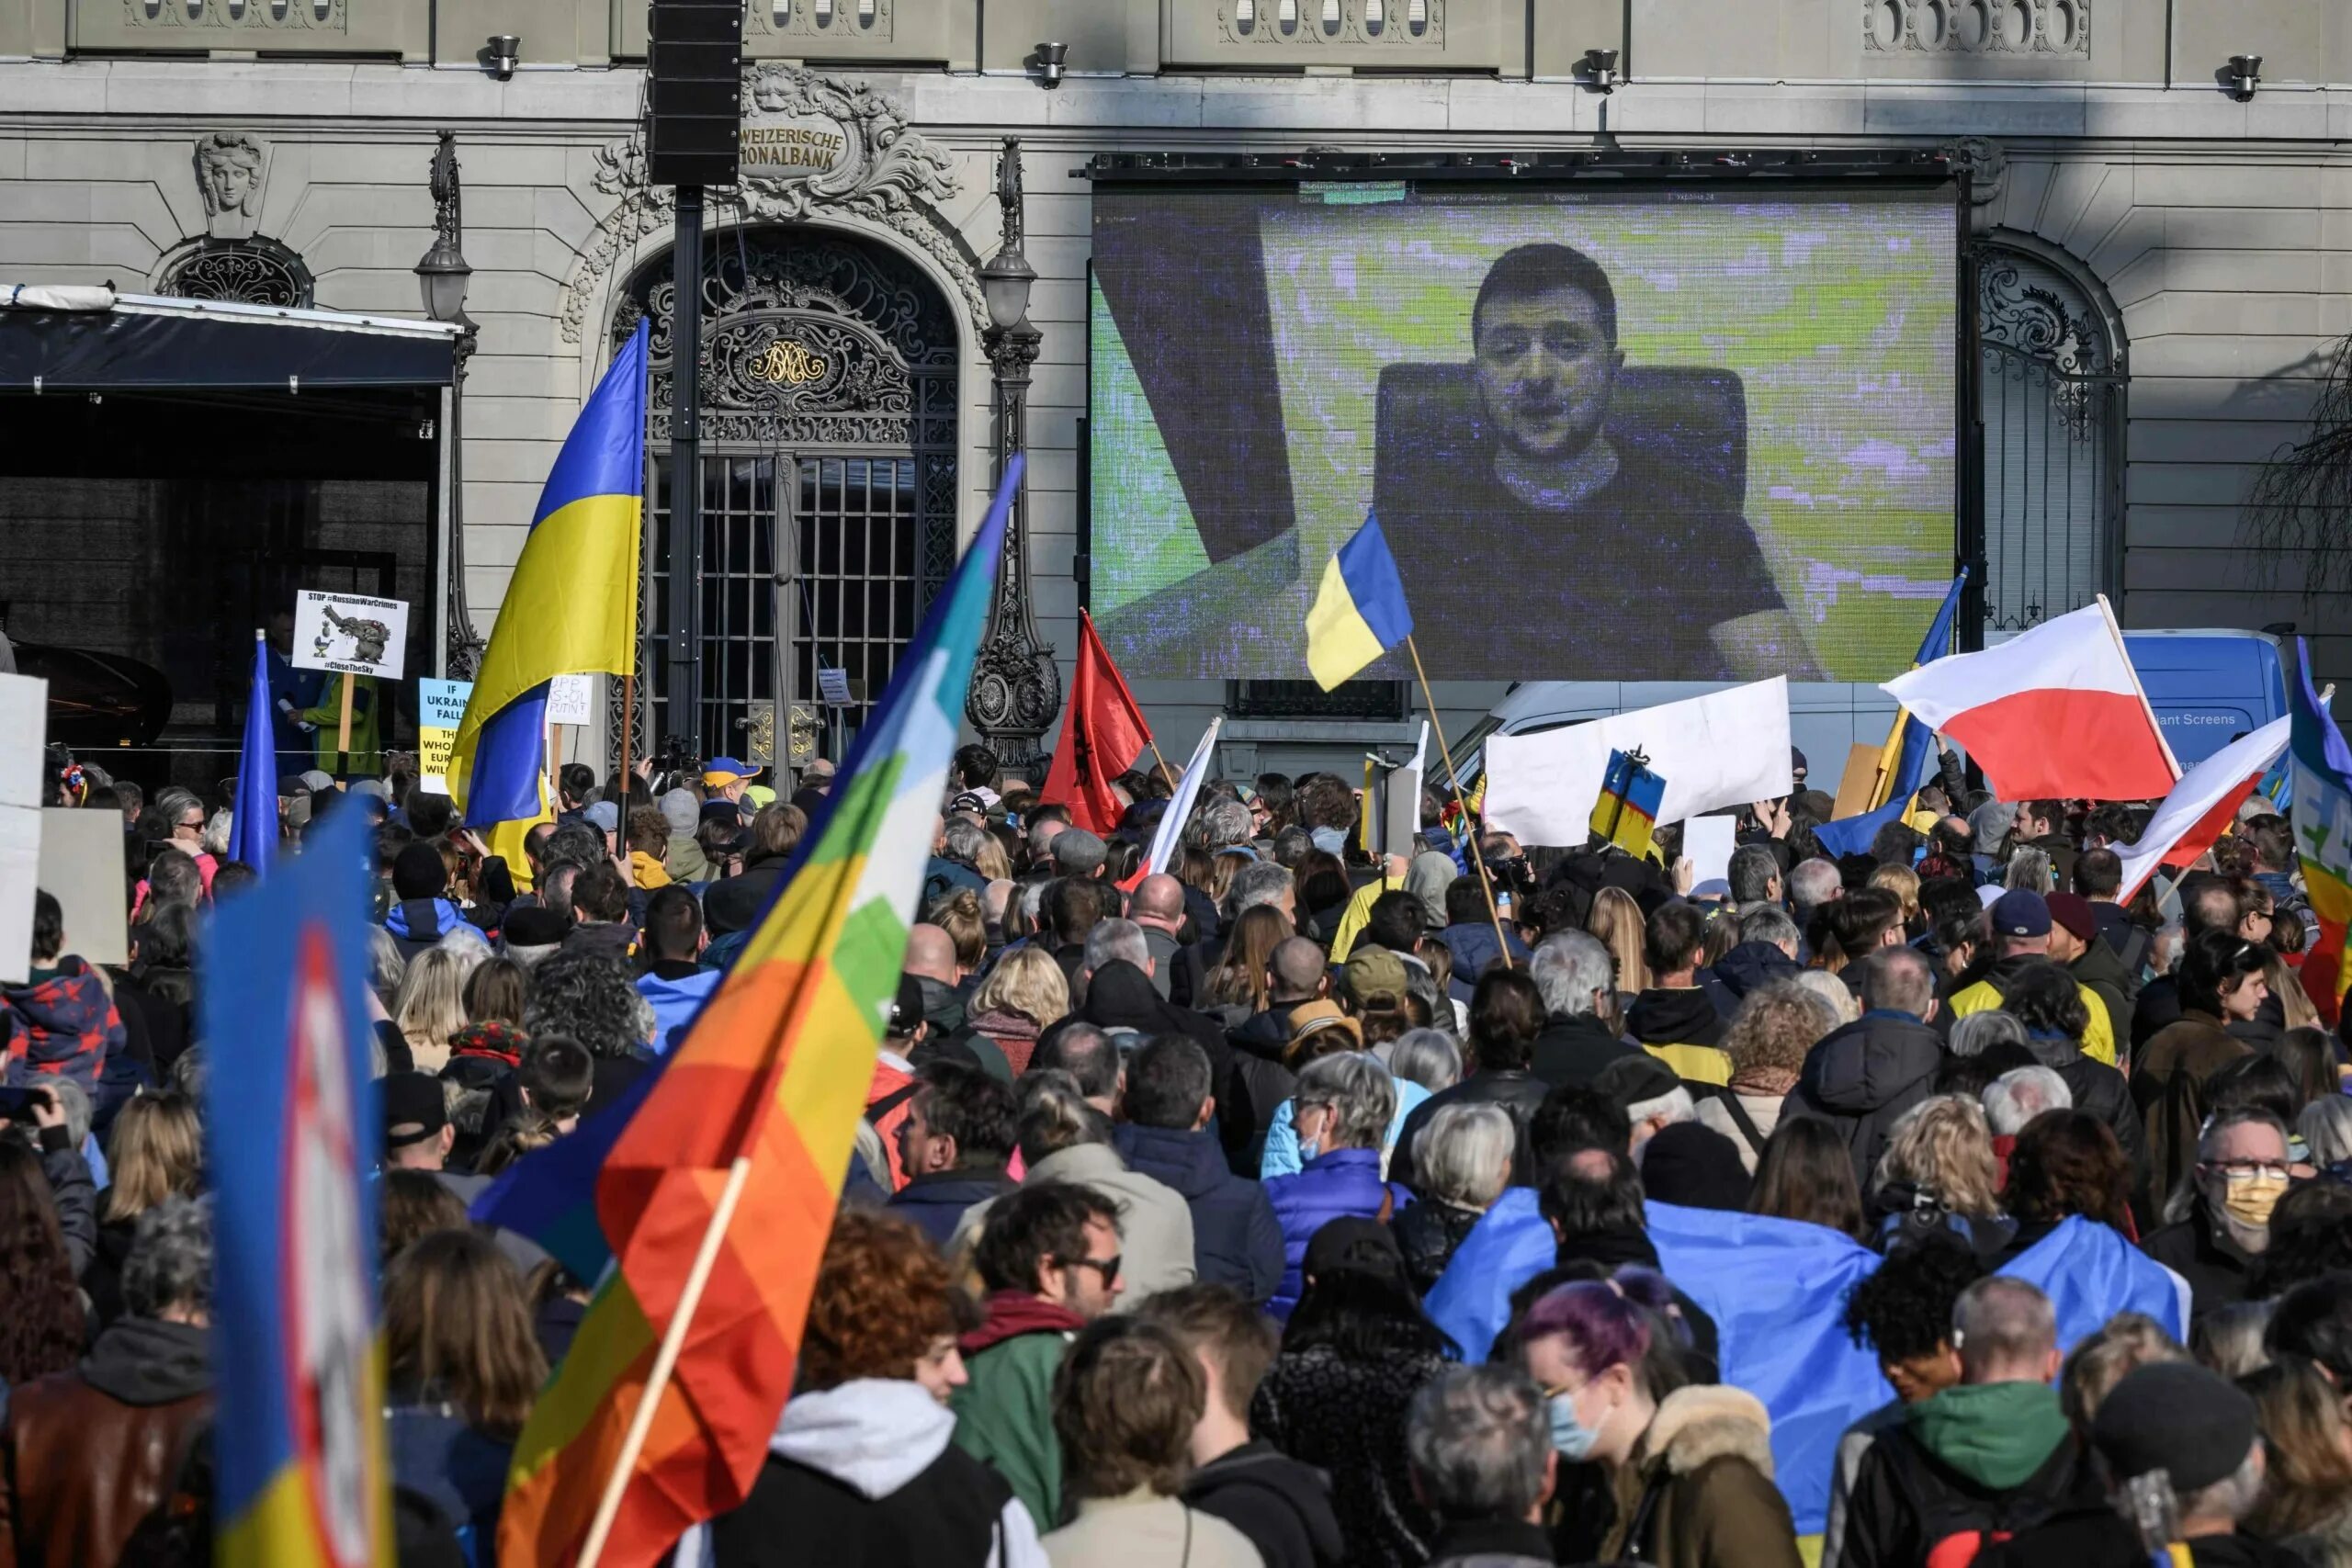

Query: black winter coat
(1529, 1013), (1641, 1089)
(1389, 1069), (1551, 1190)
(1115, 1122), (1287, 1305)
(2023, 1032), (2146, 1179)
(1781, 1011), (1945, 1192)
(1252, 1346), (1447, 1568)
(1388, 1199), (1487, 1295)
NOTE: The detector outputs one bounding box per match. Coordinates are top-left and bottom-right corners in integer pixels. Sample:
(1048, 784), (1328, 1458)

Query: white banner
(1484, 678), (1793, 848)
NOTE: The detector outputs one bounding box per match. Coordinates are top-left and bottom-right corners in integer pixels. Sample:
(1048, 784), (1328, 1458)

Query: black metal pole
(667, 184), (705, 755)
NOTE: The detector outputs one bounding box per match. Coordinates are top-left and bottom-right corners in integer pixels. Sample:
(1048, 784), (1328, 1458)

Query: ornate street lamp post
(416, 129), (484, 676)
(965, 137), (1061, 777)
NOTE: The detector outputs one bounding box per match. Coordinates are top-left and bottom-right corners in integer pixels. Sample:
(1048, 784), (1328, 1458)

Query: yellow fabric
(1645, 1043), (1734, 1087)
(1946, 976), (2117, 1066)
(1328, 871), (1403, 963)
(628, 850), (672, 889)
(299, 672), (382, 774)
(483, 775), (554, 891)
(1306, 551), (1386, 691)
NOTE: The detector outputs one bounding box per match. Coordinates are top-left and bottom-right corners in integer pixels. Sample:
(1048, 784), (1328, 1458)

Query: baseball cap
(1989, 889), (2052, 940)
(1343, 947), (1410, 1009)
(2045, 892), (2098, 943)
(300, 769), (335, 794)
(381, 1071), (448, 1149)
(887, 973), (925, 1038)
(349, 778), (390, 802)
(583, 800), (621, 833)
(703, 757), (752, 786)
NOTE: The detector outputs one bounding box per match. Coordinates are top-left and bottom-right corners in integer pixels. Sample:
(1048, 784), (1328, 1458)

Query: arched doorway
(1975, 231), (2127, 637)
(609, 224), (961, 770)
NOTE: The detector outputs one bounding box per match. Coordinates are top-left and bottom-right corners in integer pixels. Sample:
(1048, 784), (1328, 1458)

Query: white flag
(1147, 716), (1224, 875)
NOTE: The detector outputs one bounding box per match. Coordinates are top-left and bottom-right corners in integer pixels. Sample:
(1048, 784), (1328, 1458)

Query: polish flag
(1880, 599), (2179, 801)
(2111, 716), (2290, 901)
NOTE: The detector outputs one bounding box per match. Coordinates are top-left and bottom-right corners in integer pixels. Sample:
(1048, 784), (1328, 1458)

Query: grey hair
(1083, 917), (1150, 975)
(2005, 848), (2053, 895)
(1407, 1364), (1553, 1523)
(1294, 1052), (1397, 1151)
(1224, 862), (1295, 920)
(1198, 796), (1255, 851)
(1728, 843), (1781, 903)
(365, 925), (407, 1008)
(49, 1077), (93, 1154)
(435, 922), (492, 963)
(1387, 1028), (1462, 1094)
(2172, 1449), (2265, 1529)
(201, 809), (234, 859)
(170, 1046), (208, 1101)
(124, 1194), (213, 1318)
(1627, 1084), (1697, 1130)
(1952, 1275), (2056, 1381)
(2165, 1108), (2294, 1224)
(1792, 969), (1860, 1027)
(1529, 929), (1612, 1020)
(1856, 946), (1935, 1018)
(2301, 1097), (2352, 1167)
(942, 816), (991, 864)
(1948, 1010), (2029, 1059)
(1737, 903), (1801, 955)
(1418, 1102), (1515, 1210)
(1981, 1065), (2073, 1135)
(1788, 858), (1843, 909)
(1018, 880), (1048, 925)
(153, 785), (203, 830)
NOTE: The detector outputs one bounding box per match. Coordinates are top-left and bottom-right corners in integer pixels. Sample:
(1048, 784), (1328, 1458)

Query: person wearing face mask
(699, 1209), (1050, 1568)
(2142, 1108), (2294, 1332)
(1517, 1273), (1800, 1568)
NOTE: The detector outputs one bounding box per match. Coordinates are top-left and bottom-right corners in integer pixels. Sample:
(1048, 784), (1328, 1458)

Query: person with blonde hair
(1869, 1095), (2014, 1260)
(967, 945), (1071, 1077)
(1586, 886), (1650, 1007)
(393, 944), (480, 1074)
(90, 1090), (203, 1325)
(1868, 862), (1921, 937)
(2244, 1356), (2352, 1558)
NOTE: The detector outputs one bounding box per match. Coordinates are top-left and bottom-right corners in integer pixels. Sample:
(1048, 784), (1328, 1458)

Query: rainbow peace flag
(200, 805), (392, 1568)
(1306, 510), (1414, 691)
(451, 321), (647, 828)
(1589, 748), (1665, 857)
(2289, 637), (2352, 1026)
(488, 457), (1020, 1568)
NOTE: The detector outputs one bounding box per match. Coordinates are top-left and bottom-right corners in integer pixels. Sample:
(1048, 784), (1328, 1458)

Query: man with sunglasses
(953, 1182), (1126, 1533)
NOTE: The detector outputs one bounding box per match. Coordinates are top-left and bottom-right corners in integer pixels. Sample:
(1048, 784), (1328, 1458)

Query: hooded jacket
(1946, 954), (2117, 1066)
(1182, 1440), (1348, 1568)
(1263, 1147), (1415, 1319)
(949, 1142), (1197, 1306)
(1037, 963), (1230, 1085)
(1781, 1010), (1945, 1192)
(1626, 988), (1735, 1086)
(1114, 1122), (1286, 1305)
(1837, 1381), (2088, 1568)
(384, 897), (471, 960)
(1602, 1383), (1801, 1568)
(1704, 941), (1804, 1018)
(637, 961), (722, 1055)
(953, 1292), (1088, 1531)
(1, 957), (124, 1092)
(707, 1378), (1047, 1568)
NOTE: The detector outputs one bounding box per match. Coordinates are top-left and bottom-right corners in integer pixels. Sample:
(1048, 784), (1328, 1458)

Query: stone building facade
(2, 0), (2347, 777)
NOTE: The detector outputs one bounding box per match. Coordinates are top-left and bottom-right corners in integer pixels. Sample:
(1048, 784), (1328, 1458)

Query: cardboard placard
(0, 808), (36, 985)
(1685, 816), (1739, 899)
(417, 678), (472, 795)
(291, 591), (410, 679)
(1831, 741), (1885, 821)
(0, 674), (48, 812)
(816, 667), (853, 706)
(547, 674), (595, 728)
(36, 807), (127, 968)
(1382, 721), (1428, 859)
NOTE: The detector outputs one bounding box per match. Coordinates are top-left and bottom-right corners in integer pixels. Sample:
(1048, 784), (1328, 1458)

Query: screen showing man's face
(1472, 286), (1623, 462)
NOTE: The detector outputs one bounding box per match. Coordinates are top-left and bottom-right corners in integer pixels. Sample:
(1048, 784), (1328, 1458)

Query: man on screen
(1381, 242), (1820, 681)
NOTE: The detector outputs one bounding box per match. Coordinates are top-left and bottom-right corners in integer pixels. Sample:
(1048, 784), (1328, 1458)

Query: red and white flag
(2111, 716), (2290, 901)
(1880, 599), (2179, 801)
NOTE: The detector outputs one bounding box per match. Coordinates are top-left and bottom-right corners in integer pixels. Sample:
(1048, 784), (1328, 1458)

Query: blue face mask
(1548, 1390), (1600, 1461)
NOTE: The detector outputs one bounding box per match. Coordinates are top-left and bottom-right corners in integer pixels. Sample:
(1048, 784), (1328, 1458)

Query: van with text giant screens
(1447, 629), (2286, 800)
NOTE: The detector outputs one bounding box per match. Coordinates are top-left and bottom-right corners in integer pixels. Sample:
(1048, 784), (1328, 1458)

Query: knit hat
(1990, 889), (2052, 940)
(1638, 1122), (1751, 1211)
(2090, 1362), (2258, 1494)
(391, 840), (447, 901)
(1052, 829), (1108, 875)
(1304, 1216), (1407, 1285)
(2045, 893), (2098, 943)
(299, 769), (335, 794)
(658, 787), (699, 837)
(500, 905), (571, 950)
(1343, 947), (1410, 1010)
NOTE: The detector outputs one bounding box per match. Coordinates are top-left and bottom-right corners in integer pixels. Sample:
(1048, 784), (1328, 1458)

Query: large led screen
(1089, 182), (1961, 682)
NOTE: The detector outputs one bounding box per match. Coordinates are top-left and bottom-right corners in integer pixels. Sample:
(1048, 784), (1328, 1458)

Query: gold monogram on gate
(746, 339), (827, 385)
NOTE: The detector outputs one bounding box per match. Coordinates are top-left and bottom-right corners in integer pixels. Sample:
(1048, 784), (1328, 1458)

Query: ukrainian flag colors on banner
(1589, 748), (1666, 856)
(2290, 637), (2352, 1026)
(491, 457), (1021, 1568)
(1306, 510), (1414, 691)
(451, 321), (649, 828)
(199, 805), (391, 1568)
(1812, 569), (1967, 860)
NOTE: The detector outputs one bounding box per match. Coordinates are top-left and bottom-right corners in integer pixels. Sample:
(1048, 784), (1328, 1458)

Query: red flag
(1040, 611), (1151, 835)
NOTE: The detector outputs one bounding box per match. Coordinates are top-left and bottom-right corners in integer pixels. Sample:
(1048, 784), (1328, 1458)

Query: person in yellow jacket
(1944, 888), (2117, 1066)
(1624, 899), (1734, 1087)
(297, 671), (383, 777)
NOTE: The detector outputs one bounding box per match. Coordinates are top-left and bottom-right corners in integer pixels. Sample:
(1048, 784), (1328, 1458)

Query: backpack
(1869, 1424), (2075, 1568)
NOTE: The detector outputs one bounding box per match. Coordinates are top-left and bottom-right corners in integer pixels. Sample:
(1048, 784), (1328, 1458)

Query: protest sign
(816, 666), (854, 706)
(547, 673), (595, 728)
(1380, 722), (1428, 859)
(291, 591), (410, 679)
(37, 807), (127, 966)
(1484, 678), (1792, 848)
(417, 678), (472, 795)
(1685, 816), (1739, 898)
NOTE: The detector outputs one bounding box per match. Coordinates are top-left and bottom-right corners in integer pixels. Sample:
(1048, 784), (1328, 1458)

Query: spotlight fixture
(2227, 53), (2262, 102)
(488, 34), (520, 80)
(1036, 40), (1068, 89)
(1581, 48), (1621, 94)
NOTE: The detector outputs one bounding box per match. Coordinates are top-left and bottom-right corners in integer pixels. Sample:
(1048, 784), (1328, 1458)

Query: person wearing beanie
(1943, 889), (2119, 1067)
(2044, 891), (2136, 1050)
(384, 841), (468, 961)
(656, 786), (709, 884)
(499, 905), (570, 970)
(1634, 1122), (1750, 1212)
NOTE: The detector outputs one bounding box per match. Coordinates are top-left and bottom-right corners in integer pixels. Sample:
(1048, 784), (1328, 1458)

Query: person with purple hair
(1517, 1273), (1800, 1568)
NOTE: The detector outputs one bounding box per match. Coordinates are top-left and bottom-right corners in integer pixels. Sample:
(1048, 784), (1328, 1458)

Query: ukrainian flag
(451, 321), (649, 827)
(1589, 748), (1666, 856)
(1306, 511), (1415, 691)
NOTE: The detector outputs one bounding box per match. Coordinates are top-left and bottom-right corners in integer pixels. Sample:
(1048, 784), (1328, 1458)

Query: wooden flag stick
(1403, 635), (1512, 964)
(334, 675), (356, 784)
(616, 673), (637, 886)
(577, 1152), (757, 1568)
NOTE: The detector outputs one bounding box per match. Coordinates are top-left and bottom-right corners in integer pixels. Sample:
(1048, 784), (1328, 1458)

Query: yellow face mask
(2217, 1171), (2290, 1230)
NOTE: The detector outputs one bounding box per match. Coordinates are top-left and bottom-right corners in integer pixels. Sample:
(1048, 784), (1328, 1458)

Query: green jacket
(951, 1325), (1072, 1530)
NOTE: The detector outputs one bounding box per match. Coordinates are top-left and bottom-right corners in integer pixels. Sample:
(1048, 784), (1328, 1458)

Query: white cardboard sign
(291, 591), (410, 679)
(0, 673), (48, 811)
(547, 674), (596, 728)
(35, 807), (127, 968)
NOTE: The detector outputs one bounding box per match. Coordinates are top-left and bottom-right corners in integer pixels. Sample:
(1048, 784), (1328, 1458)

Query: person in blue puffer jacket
(1264, 1052), (1415, 1319)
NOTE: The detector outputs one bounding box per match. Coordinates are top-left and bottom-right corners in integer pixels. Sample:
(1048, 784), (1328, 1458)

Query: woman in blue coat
(1263, 1052), (1414, 1318)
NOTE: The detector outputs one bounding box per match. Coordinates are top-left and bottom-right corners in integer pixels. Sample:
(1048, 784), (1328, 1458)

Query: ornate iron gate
(613, 226), (959, 771)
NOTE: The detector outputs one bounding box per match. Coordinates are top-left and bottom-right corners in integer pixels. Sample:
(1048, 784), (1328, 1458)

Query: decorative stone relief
(194, 132), (268, 242)
(155, 237), (314, 308)
(749, 0), (891, 45)
(1863, 0), (2088, 57)
(558, 63), (984, 345)
(125, 0), (346, 33)
(1221, 0), (1439, 47)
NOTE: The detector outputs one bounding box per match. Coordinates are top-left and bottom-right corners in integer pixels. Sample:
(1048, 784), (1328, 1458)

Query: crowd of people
(7, 733), (2352, 1567)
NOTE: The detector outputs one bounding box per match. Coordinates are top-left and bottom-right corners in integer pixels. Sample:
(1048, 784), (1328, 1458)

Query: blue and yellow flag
(452, 321), (649, 827)
(198, 804), (391, 1568)
(1306, 511), (1414, 691)
(1589, 748), (1665, 855)
(1813, 569), (1968, 859)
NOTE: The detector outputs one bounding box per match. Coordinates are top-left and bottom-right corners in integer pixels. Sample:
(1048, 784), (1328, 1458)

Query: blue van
(2120, 630), (2289, 771)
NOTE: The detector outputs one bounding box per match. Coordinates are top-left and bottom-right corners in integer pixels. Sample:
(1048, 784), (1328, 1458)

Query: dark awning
(0, 288), (461, 390)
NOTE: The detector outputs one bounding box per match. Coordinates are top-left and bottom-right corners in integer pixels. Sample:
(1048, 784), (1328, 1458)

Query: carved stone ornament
(559, 64), (984, 345)
(194, 131), (269, 242)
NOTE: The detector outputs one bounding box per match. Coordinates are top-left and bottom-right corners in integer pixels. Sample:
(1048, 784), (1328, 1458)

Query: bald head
(904, 923), (959, 985)
(1270, 936), (1328, 1002)
(1131, 873), (1186, 933)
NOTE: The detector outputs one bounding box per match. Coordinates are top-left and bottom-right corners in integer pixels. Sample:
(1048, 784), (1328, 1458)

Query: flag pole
(576, 1151), (757, 1568)
(1404, 635), (1511, 964)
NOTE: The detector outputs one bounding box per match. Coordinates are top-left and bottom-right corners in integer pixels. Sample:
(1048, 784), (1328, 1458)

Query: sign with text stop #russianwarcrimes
(291, 591), (410, 679)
